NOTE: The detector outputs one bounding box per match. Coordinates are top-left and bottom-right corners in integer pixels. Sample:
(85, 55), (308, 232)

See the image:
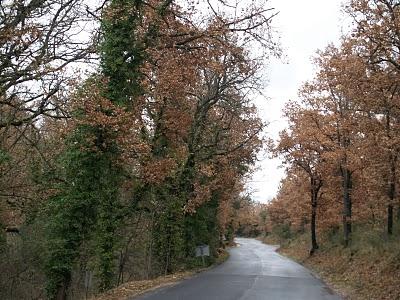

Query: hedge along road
(132, 238), (341, 300)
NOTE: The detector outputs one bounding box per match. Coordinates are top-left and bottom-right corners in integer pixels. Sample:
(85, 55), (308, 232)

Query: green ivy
(0, 149), (11, 164)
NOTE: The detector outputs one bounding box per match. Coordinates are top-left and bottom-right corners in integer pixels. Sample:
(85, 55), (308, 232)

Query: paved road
(133, 238), (341, 300)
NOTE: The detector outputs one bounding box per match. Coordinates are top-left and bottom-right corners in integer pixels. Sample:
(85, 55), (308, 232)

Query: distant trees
(270, 0), (400, 251)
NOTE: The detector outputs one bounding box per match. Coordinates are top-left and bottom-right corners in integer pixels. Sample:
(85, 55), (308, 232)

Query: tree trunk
(310, 177), (320, 255)
(342, 167), (352, 247)
(397, 204), (400, 222)
(311, 200), (318, 253)
(388, 154), (396, 235)
(388, 204), (394, 235)
(165, 236), (171, 276)
(146, 212), (155, 279)
(56, 280), (68, 300)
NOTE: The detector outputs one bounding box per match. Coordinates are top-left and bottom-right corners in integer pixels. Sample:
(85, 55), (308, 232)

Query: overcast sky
(248, 0), (350, 203)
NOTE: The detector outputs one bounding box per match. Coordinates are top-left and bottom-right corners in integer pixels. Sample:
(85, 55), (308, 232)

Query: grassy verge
(261, 228), (400, 300)
(92, 248), (230, 300)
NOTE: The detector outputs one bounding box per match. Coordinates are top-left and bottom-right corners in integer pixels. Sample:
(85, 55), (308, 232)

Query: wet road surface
(133, 238), (341, 300)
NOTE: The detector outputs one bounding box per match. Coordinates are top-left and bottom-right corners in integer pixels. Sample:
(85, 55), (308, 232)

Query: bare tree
(0, 0), (97, 129)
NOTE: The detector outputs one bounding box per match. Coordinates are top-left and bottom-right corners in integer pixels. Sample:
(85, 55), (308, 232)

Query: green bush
(272, 223), (292, 240)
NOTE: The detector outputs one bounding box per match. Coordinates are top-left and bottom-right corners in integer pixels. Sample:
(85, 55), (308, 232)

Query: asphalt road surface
(133, 238), (341, 300)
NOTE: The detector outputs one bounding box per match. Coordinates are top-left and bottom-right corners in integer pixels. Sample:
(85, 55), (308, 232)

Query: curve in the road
(132, 237), (341, 300)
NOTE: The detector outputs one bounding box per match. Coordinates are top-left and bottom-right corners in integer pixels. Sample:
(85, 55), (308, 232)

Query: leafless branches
(0, 0), (97, 129)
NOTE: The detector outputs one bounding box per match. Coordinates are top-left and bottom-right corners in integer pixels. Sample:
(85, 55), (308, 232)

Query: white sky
(248, 0), (350, 203)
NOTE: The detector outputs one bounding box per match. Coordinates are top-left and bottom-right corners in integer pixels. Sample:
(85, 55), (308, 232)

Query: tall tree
(275, 104), (326, 253)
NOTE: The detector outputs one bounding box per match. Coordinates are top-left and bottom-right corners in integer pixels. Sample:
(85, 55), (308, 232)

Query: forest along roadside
(91, 248), (230, 300)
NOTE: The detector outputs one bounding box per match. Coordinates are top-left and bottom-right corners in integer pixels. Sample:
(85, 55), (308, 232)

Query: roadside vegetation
(92, 247), (230, 300)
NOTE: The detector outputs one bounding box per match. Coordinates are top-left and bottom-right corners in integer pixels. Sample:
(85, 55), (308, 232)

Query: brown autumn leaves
(270, 0), (400, 251)
(0, 0), (279, 235)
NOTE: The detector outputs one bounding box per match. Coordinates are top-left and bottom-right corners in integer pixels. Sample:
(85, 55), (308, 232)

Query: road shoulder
(91, 248), (230, 300)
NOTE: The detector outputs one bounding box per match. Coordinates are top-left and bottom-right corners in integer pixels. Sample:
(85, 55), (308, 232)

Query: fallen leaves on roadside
(91, 271), (195, 300)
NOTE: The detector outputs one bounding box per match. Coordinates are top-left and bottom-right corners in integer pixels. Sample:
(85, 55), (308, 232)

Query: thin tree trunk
(397, 204), (400, 222)
(147, 212), (155, 280)
(310, 177), (320, 255)
(117, 251), (124, 285)
(310, 200), (318, 252)
(388, 204), (394, 235)
(342, 167), (352, 247)
(56, 280), (68, 300)
(388, 154), (396, 235)
(165, 238), (171, 276)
